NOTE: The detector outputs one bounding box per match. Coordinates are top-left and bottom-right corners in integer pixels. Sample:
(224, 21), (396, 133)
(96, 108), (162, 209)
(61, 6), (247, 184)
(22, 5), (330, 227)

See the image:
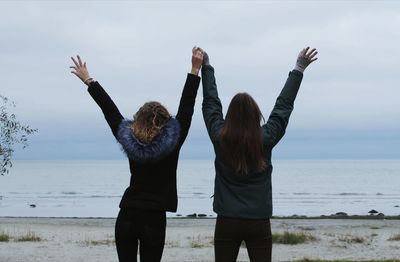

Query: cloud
(1, 1), (399, 159)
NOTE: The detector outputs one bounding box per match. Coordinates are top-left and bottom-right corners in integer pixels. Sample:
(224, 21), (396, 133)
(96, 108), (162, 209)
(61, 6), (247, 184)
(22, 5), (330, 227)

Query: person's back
(212, 149), (274, 218)
(70, 47), (204, 262)
(200, 47), (318, 262)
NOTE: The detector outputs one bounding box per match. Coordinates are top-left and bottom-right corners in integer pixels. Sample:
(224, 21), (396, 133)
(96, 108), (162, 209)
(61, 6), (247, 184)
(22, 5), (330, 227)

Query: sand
(0, 217), (399, 262)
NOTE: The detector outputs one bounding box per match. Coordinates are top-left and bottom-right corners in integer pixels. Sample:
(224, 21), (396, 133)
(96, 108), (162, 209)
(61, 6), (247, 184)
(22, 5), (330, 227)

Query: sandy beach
(0, 217), (399, 262)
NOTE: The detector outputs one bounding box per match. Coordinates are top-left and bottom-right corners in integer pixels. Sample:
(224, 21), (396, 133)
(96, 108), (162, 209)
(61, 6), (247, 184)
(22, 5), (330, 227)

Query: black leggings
(214, 216), (272, 262)
(115, 208), (166, 262)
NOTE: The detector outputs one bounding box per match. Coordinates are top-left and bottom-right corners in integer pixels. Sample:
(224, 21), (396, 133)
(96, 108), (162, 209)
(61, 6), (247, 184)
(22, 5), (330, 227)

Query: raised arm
(70, 55), (123, 137)
(175, 47), (203, 145)
(263, 47), (318, 148)
(200, 50), (224, 142)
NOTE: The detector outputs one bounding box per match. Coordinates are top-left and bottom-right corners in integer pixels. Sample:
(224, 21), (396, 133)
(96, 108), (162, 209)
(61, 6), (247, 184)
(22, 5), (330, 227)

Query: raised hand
(191, 46), (204, 75)
(195, 47), (209, 66)
(294, 47), (318, 73)
(70, 55), (94, 86)
(197, 47), (209, 66)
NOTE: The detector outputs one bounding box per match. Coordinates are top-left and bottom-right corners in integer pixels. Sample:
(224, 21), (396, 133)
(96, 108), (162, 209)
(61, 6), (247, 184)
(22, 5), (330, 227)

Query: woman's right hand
(70, 55), (94, 86)
(191, 47), (204, 76)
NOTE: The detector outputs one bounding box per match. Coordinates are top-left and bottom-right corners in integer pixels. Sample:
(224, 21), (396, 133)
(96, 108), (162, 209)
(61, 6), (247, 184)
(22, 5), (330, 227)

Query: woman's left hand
(294, 47), (318, 72)
(70, 55), (93, 86)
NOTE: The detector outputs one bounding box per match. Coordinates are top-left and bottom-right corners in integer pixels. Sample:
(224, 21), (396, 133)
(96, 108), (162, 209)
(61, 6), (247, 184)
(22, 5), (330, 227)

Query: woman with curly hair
(200, 47), (318, 262)
(70, 47), (203, 262)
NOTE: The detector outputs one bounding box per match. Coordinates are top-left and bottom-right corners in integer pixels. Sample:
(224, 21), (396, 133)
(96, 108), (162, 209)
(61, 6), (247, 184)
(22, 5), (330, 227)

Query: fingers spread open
(309, 51), (318, 59)
(77, 55), (83, 67)
(306, 48), (316, 57)
(301, 47), (309, 56)
(71, 57), (79, 67)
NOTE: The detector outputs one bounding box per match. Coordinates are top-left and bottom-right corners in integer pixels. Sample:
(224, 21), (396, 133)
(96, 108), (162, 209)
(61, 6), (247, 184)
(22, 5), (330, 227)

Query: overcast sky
(1, 1), (399, 160)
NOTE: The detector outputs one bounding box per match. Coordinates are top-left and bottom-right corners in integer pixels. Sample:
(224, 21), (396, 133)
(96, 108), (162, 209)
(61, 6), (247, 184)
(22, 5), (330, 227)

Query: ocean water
(0, 159), (399, 218)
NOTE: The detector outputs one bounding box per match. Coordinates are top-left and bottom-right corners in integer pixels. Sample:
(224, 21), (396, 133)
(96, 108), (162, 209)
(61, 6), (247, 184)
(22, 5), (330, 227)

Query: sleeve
(87, 81), (124, 138)
(262, 70), (303, 148)
(201, 65), (225, 143)
(175, 73), (201, 145)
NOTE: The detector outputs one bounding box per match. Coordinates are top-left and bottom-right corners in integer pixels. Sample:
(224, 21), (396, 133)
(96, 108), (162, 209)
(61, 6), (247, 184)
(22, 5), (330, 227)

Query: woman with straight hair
(200, 47), (318, 261)
(69, 47), (203, 262)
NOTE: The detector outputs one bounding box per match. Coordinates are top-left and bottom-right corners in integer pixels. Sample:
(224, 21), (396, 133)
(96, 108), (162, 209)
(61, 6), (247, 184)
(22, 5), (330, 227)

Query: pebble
(368, 209), (378, 214)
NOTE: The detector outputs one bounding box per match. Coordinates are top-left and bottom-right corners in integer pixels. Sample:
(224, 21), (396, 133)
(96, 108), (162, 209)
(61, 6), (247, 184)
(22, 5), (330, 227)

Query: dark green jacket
(201, 65), (303, 219)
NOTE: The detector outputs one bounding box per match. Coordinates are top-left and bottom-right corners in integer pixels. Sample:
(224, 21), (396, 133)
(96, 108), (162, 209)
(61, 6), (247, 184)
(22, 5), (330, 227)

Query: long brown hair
(219, 93), (266, 174)
(132, 101), (171, 144)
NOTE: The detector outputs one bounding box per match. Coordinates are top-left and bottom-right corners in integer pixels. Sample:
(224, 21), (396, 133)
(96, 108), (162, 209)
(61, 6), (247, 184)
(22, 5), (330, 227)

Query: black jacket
(202, 65), (303, 218)
(88, 74), (200, 212)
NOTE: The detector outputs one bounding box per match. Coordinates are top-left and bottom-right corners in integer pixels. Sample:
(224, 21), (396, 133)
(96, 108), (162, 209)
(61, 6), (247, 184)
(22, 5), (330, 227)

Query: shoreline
(2, 215), (400, 220)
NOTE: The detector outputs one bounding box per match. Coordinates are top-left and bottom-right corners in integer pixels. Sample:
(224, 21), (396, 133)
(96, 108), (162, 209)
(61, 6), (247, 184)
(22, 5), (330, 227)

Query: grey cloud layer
(1, 1), (399, 159)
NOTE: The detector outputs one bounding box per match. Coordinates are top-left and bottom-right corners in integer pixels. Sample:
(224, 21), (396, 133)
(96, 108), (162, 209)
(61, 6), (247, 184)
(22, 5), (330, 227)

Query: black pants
(214, 216), (272, 262)
(115, 208), (166, 262)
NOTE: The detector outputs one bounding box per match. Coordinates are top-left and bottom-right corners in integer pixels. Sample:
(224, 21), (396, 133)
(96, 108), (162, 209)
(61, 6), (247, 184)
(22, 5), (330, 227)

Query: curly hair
(131, 101), (171, 144)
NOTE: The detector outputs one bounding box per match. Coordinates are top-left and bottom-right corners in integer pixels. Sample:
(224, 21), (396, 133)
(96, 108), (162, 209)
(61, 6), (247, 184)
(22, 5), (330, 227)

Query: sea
(0, 159), (399, 218)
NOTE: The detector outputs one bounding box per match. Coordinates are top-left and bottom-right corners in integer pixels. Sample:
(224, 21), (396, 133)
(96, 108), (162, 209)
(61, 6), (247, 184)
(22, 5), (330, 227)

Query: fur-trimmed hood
(116, 118), (181, 163)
